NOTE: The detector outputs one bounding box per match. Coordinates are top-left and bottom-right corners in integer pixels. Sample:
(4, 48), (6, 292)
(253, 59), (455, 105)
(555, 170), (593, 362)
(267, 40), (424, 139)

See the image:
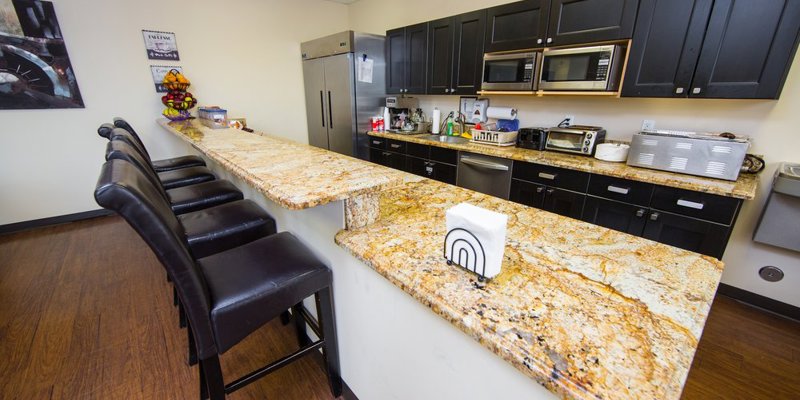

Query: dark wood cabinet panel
(406, 23), (428, 94)
(547, 0), (639, 46)
(406, 142), (430, 159)
(650, 186), (741, 225)
(485, 0), (550, 52)
(429, 146), (458, 165)
(432, 162), (458, 185)
(622, 0), (713, 97)
(427, 17), (455, 94)
(385, 28), (406, 95)
(369, 147), (388, 166)
(512, 161), (590, 193)
(452, 10), (486, 95)
(642, 210), (731, 258)
(691, 0), (800, 99)
(587, 174), (654, 206)
(544, 187), (585, 219)
(386, 151), (406, 171)
(510, 179), (547, 208)
(582, 196), (647, 235)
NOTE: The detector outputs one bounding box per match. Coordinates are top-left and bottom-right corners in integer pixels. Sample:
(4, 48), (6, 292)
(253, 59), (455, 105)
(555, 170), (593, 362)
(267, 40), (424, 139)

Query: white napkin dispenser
(444, 203), (507, 280)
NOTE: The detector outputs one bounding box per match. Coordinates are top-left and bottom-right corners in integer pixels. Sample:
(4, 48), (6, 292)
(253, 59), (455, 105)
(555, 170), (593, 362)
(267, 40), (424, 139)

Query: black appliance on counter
(517, 128), (548, 150)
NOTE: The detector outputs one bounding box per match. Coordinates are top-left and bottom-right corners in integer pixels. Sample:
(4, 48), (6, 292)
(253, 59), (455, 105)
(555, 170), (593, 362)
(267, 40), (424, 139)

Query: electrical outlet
(642, 119), (656, 131)
(564, 115), (574, 126)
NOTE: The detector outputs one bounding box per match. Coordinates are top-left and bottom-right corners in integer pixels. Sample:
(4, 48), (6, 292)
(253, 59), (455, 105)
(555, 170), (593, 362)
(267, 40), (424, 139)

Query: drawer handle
(677, 199), (704, 210)
(607, 185), (630, 195)
(372, 140), (381, 145)
(461, 157), (509, 171)
(390, 144), (402, 149)
(636, 209), (645, 217)
(382, 152), (391, 156)
(650, 212), (660, 221)
(538, 172), (556, 180)
(536, 186), (546, 193)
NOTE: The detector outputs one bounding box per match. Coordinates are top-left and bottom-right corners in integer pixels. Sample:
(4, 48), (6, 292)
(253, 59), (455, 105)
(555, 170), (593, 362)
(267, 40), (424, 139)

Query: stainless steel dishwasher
(456, 152), (513, 199)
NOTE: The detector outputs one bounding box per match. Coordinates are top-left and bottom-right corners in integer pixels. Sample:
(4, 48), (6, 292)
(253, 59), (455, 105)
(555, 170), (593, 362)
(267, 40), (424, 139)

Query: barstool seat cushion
(153, 155), (207, 172)
(198, 232), (331, 354)
(158, 166), (216, 190)
(179, 199), (277, 259)
(168, 180), (243, 215)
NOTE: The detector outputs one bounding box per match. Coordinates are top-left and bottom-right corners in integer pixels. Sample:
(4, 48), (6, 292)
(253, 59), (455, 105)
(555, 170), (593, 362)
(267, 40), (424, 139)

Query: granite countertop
(368, 131), (758, 200)
(335, 178), (724, 400)
(159, 119), (406, 210)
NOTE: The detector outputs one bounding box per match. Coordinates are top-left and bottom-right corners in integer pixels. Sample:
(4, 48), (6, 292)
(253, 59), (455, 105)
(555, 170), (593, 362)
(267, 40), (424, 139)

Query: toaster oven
(545, 125), (606, 156)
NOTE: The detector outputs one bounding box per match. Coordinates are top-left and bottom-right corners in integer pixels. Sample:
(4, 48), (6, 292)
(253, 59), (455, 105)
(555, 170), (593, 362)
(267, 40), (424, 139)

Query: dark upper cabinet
(484, 0), (550, 52)
(385, 28), (406, 94)
(624, 0), (800, 99)
(691, 0), (800, 99)
(546, 0), (639, 46)
(385, 23), (428, 94)
(428, 10), (486, 95)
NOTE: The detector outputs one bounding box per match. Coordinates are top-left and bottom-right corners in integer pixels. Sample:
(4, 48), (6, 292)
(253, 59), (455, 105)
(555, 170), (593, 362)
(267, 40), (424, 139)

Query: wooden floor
(1, 216), (798, 399)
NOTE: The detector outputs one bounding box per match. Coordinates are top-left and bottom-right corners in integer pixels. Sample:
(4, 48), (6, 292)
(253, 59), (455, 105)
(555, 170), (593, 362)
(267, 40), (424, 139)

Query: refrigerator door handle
(327, 90), (333, 129)
(319, 91), (325, 127)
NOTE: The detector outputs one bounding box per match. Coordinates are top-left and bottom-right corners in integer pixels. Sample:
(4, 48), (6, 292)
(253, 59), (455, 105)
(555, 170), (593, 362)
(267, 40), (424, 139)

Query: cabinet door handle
(692, 87), (702, 95)
(382, 152), (391, 156)
(546, 38), (553, 44)
(327, 91), (334, 128)
(546, 188), (555, 195)
(636, 209), (645, 217)
(650, 212), (660, 221)
(536, 186), (546, 193)
(319, 91), (325, 127)
(372, 140), (382, 145)
(675, 87), (685, 95)
(390, 144), (402, 149)
(538, 172), (556, 180)
(607, 185), (630, 195)
(536, 38), (543, 44)
(677, 199), (704, 210)
(460, 157), (510, 171)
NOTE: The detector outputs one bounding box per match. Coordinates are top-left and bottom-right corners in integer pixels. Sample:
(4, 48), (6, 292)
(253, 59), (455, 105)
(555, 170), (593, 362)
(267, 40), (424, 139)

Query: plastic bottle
(446, 114), (454, 136)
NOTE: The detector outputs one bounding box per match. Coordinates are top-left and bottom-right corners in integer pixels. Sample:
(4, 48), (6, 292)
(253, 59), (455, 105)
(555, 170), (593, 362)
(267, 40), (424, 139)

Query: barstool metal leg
(291, 304), (310, 346)
(316, 287), (342, 398)
(188, 325), (198, 366)
(199, 355), (225, 400)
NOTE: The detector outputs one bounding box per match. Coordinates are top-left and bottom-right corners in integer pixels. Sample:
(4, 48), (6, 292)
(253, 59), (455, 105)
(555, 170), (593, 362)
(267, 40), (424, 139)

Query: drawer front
(430, 146), (458, 165)
(512, 161), (590, 193)
(509, 179), (546, 209)
(369, 137), (387, 149)
(650, 186), (741, 225)
(432, 161), (457, 185)
(387, 139), (407, 153)
(588, 174), (654, 206)
(407, 142), (430, 159)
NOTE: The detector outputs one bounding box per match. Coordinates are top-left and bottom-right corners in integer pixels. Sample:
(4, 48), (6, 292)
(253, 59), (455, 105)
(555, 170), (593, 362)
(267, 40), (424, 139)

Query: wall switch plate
(642, 119), (656, 131)
(564, 115), (574, 126)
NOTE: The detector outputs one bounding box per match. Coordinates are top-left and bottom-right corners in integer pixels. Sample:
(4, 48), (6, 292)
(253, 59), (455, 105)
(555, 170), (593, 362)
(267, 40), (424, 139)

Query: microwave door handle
(460, 157), (509, 171)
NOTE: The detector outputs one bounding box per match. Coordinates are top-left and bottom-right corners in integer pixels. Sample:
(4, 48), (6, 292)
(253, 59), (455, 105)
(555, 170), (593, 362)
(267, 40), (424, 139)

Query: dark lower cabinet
(510, 179), (585, 219)
(642, 210), (731, 259)
(369, 147), (406, 170)
(582, 196), (647, 235)
(408, 156), (457, 185)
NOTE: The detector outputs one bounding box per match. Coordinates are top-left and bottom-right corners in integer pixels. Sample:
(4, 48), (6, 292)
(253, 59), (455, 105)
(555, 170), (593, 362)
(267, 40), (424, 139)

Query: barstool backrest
(94, 159), (218, 358)
(113, 117), (151, 159)
(105, 137), (169, 200)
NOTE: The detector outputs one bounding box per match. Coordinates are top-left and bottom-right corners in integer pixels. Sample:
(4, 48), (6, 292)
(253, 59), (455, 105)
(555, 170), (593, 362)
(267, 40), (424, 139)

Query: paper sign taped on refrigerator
(357, 58), (374, 83)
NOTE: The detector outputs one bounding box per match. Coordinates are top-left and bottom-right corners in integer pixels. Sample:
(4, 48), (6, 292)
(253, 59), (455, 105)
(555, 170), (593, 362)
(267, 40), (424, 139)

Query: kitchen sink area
(413, 134), (470, 144)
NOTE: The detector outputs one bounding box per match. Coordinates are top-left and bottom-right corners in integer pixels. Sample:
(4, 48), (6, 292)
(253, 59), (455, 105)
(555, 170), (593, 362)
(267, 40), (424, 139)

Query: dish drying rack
(470, 129), (518, 147)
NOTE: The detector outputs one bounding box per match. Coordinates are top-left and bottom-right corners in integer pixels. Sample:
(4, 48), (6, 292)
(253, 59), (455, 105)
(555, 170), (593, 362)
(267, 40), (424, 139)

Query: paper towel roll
(432, 108), (441, 134)
(486, 107), (517, 120)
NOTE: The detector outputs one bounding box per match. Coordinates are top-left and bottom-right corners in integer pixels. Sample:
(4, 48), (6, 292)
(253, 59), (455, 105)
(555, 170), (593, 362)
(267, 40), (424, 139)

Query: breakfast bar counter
(158, 120), (724, 400)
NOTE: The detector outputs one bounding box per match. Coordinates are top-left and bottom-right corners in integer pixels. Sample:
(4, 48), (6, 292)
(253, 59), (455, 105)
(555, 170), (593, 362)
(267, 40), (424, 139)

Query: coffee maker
(385, 96), (419, 132)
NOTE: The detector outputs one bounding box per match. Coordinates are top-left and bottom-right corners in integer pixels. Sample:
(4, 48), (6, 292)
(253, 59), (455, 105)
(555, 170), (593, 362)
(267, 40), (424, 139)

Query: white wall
(348, 0), (800, 307)
(0, 0), (349, 225)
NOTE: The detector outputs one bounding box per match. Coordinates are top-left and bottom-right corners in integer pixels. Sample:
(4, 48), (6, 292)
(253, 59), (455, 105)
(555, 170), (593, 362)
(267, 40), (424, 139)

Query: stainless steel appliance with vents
(753, 163), (800, 252)
(627, 131), (750, 181)
(301, 31), (385, 160)
(481, 50), (541, 91)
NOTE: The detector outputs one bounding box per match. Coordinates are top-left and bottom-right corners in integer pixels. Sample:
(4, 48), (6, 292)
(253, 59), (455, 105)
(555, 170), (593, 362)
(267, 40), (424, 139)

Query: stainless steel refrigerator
(301, 31), (385, 160)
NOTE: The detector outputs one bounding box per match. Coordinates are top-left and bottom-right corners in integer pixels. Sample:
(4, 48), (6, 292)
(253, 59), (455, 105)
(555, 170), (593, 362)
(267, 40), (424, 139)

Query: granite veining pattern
(335, 179), (724, 400)
(159, 120), (406, 210)
(369, 131), (758, 200)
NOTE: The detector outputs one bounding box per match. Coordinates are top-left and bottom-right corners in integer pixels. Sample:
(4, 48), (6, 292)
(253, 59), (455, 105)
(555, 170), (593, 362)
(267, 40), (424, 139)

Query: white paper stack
(445, 203), (508, 279)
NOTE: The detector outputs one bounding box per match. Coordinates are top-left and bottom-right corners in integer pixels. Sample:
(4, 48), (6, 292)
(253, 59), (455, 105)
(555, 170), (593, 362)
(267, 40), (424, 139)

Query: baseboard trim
(717, 283), (800, 322)
(0, 209), (114, 235)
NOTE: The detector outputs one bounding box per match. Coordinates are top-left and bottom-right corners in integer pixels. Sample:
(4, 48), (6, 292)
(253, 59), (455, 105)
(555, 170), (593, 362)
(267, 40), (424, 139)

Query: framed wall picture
(0, 0), (84, 109)
(142, 30), (179, 61)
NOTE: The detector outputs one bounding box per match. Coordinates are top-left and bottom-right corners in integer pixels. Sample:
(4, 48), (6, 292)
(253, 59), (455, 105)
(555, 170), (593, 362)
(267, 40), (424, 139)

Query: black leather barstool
(106, 135), (242, 215)
(97, 119), (206, 172)
(100, 126), (215, 190)
(95, 159), (342, 400)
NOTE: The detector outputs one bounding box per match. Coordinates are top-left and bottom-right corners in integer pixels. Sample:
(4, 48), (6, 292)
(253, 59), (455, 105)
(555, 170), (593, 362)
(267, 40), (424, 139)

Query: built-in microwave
(481, 51), (541, 91)
(539, 44), (625, 91)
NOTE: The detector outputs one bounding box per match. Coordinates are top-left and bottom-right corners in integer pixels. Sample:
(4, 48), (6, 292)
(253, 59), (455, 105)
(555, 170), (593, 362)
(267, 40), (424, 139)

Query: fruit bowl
(164, 81), (190, 91)
(163, 109), (192, 121)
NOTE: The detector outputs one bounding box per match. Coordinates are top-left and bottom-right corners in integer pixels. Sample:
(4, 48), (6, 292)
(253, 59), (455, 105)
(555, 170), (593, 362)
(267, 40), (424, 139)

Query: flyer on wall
(150, 65), (182, 93)
(142, 30), (179, 60)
